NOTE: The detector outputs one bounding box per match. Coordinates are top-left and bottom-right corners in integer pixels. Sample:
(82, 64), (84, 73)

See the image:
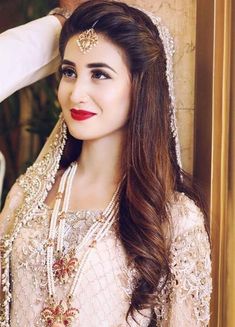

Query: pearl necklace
(41, 162), (120, 327)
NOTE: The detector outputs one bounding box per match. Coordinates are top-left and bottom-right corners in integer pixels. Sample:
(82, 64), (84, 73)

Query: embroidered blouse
(0, 184), (212, 327)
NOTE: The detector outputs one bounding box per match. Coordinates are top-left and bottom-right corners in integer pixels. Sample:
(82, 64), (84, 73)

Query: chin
(67, 127), (94, 141)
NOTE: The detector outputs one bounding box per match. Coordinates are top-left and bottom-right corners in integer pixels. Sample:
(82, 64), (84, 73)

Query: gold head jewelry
(76, 28), (99, 54)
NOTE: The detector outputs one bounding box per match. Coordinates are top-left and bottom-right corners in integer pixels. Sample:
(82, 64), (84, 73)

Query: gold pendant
(53, 250), (78, 284)
(76, 28), (98, 54)
(41, 300), (79, 327)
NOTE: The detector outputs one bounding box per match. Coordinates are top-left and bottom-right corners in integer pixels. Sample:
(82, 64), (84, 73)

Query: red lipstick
(70, 109), (97, 121)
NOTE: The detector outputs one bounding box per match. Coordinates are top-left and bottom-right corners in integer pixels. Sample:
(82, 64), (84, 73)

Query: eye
(60, 66), (77, 79)
(91, 69), (111, 80)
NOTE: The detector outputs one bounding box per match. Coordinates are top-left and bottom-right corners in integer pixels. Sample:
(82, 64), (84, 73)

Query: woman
(0, 1), (212, 326)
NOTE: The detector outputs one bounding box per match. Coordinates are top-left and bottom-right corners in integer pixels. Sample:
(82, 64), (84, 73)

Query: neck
(76, 131), (125, 186)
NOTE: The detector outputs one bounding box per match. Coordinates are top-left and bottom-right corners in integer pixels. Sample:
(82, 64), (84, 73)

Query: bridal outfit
(0, 12), (212, 327)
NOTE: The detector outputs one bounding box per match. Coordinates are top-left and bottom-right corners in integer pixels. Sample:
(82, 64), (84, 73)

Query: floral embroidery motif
(53, 251), (79, 283)
(41, 300), (79, 327)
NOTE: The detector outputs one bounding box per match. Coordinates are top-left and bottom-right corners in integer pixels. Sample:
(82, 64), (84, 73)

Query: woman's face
(58, 33), (131, 142)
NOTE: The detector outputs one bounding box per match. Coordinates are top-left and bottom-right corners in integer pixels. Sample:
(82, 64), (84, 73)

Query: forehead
(63, 33), (129, 70)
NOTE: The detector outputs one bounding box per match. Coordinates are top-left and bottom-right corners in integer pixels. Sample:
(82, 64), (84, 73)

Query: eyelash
(91, 69), (111, 80)
(60, 66), (76, 79)
(60, 66), (111, 80)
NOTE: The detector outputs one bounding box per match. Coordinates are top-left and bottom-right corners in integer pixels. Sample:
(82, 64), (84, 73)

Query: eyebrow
(61, 60), (117, 74)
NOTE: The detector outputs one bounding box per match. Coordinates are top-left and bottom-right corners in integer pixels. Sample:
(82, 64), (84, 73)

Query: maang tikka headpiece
(76, 20), (99, 54)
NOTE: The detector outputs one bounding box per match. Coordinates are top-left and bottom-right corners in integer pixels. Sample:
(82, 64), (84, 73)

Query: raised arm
(0, 15), (61, 102)
(0, 0), (86, 102)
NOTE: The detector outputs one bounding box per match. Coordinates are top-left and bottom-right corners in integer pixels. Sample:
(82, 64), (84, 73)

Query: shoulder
(167, 192), (207, 241)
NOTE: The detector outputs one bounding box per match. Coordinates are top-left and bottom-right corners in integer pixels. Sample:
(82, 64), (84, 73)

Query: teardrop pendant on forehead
(76, 28), (98, 54)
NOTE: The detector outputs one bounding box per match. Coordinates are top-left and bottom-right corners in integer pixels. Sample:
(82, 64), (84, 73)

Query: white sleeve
(154, 194), (212, 326)
(0, 15), (62, 102)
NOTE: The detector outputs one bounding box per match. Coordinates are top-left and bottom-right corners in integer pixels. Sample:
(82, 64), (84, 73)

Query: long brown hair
(59, 1), (207, 324)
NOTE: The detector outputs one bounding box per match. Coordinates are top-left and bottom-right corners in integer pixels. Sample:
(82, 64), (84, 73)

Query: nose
(69, 77), (89, 104)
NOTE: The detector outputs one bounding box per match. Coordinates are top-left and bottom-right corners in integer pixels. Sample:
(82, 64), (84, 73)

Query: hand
(59, 0), (88, 12)
(54, 0), (88, 25)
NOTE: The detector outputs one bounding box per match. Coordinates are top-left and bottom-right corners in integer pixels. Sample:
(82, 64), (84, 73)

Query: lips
(70, 109), (97, 121)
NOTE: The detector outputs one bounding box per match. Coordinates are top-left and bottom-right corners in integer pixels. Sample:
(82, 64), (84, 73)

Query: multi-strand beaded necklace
(41, 162), (120, 327)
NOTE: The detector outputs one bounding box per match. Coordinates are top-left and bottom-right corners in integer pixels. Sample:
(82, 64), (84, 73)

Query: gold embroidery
(0, 117), (67, 325)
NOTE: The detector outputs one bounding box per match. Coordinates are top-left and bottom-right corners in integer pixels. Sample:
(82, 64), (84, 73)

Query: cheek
(57, 82), (63, 106)
(57, 81), (69, 107)
(102, 82), (131, 112)
(101, 87), (131, 129)
(113, 83), (131, 118)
